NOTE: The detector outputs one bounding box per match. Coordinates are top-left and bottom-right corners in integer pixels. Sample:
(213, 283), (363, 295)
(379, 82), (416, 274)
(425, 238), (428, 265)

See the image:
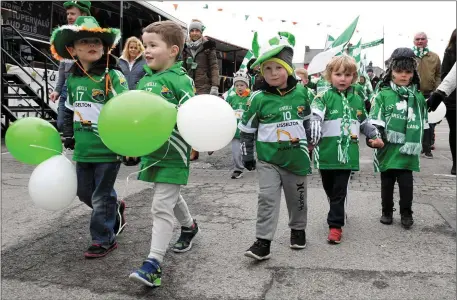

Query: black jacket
(119, 55), (147, 90)
(441, 47), (456, 110)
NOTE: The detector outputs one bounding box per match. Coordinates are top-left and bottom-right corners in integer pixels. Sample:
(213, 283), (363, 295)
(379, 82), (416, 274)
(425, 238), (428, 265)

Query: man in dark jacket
(182, 19), (220, 160)
(367, 67), (380, 91)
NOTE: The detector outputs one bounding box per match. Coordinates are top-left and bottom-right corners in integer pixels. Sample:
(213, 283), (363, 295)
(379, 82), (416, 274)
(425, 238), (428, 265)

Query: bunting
(173, 4), (178, 10)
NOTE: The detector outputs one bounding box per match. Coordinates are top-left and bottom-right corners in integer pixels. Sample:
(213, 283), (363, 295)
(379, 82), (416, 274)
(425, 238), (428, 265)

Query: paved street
(1, 120), (455, 300)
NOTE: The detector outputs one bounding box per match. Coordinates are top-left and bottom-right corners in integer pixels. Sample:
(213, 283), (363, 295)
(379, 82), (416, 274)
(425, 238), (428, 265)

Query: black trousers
(446, 109), (456, 166)
(380, 169), (413, 214)
(320, 170), (351, 229)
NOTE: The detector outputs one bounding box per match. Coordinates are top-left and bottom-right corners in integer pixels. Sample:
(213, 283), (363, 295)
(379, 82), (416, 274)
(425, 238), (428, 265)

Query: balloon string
(120, 139), (172, 202)
(29, 144), (74, 165)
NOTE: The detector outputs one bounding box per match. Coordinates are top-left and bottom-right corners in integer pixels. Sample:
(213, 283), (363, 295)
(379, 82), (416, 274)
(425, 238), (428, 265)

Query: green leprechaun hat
(250, 32), (296, 75)
(50, 16), (121, 61)
(63, 1), (92, 15)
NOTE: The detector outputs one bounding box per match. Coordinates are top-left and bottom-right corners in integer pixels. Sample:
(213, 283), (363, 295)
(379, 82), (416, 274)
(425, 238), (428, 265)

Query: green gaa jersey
(66, 69), (129, 162)
(136, 62), (195, 170)
(369, 87), (425, 172)
(239, 84), (313, 176)
(226, 91), (251, 139)
(311, 86), (370, 170)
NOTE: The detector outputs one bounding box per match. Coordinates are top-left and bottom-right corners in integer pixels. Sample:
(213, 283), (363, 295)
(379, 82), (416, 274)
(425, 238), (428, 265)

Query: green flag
(361, 38), (384, 49)
(238, 50), (255, 72)
(324, 35), (335, 50)
(331, 16), (359, 48)
(349, 38), (362, 66)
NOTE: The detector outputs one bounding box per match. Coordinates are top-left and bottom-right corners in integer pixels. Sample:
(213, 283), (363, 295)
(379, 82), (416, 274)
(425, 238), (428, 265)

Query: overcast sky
(150, 1), (456, 68)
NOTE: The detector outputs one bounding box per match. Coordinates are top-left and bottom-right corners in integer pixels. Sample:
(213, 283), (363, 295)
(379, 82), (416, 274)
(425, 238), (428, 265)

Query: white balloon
(428, 102), (447, 124)
(28, 155), (77, 211)
(177, 94), (237, 152)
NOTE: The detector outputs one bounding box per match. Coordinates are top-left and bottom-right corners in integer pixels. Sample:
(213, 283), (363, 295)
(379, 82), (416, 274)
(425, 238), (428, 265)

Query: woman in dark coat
(119, 36), (146, 90)
(182, 19), (220, 161)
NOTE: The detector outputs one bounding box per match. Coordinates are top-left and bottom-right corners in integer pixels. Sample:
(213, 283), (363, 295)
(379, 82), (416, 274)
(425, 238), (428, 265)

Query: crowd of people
(48, 0), (456, 289)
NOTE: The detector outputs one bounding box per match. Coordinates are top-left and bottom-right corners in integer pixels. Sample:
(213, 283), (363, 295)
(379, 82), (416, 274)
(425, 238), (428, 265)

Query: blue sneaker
(129, 258), (162, 287)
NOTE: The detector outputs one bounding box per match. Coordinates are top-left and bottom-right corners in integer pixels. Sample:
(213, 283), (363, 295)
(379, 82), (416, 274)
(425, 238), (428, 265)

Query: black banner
(1, 1), (52, 39)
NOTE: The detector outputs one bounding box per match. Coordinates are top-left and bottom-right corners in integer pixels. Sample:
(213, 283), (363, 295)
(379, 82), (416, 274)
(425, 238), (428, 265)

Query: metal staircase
(1, 24), (60, 134)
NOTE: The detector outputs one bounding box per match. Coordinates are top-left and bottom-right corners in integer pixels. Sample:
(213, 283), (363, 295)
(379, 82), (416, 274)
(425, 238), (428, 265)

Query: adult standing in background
(49, 1), (91, 131)
(182, 19), (220, 161)
(428, 29), (456, 174)
(367, 67), (380, 91)
(412, 31), (441, 159)
(119, 36), (146, 90)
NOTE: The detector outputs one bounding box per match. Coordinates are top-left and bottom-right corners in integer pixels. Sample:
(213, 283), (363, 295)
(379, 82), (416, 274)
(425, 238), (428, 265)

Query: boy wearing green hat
(50, 16), (129, 258)
(50, 1), (91, 131)
(239, 32), (313, 261)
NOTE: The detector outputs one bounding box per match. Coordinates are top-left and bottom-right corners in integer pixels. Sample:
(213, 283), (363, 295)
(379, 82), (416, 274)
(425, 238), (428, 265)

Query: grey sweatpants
(256, 160), (308, 241)
(231, 138), (244, 172)
(148, 183), (194, 263)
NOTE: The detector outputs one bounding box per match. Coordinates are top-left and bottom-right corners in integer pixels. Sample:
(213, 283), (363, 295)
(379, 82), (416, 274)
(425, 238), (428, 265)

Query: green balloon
(98, 90), (178, 157)
(5, 117), (63, 165)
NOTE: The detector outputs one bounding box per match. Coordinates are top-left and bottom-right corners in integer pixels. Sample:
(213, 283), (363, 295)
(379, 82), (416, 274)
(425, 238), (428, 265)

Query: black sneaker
(244, 239), (271, 260)
(231, 170), (243, 179)
(290, 229), (307, 249)
(424, 152), (433, 159)
(172, 219), (199, 253)
(380, 208), (395, 225)
(84, 241), (118, 258)
(401, 210), (414, 229)
(114, 200), (127, 236)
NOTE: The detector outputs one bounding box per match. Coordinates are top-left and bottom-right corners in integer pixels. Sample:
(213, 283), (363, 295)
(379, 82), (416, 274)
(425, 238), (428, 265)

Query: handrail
(2, 77), (45, 117)
(1, 24), (59, 68)
(1, 48), (45, 97)
(7, 48), (56, 90)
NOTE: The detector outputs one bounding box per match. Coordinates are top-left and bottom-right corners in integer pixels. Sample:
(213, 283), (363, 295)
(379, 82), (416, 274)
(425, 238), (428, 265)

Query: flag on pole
(349, 38), (362, 69)
(331, 16), (359, 48)
(324, 35), (335, 50)
(361, 38), (384, 49)
(238, 51), (255, 72)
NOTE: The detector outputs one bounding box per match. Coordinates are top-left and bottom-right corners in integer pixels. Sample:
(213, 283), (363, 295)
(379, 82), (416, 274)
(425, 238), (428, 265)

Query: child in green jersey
(310, 55), (384, 244)
(369, 48), (428, 229)
(227, 71), (251, 179)
(239, 32), (313, 261)
(128, 21), (199, 288)
(50, 16), (129, 258)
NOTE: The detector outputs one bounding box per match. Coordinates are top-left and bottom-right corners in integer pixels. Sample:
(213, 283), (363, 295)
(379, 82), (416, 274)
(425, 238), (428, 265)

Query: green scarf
(387, 82), (425, 155)
(412, 46), (429, 59)
(338, 90), (352, 164)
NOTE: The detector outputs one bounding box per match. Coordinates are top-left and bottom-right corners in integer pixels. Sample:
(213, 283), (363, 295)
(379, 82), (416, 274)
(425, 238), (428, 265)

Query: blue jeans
(56, 84), (68, 131)
(76, 162), (121, 247)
